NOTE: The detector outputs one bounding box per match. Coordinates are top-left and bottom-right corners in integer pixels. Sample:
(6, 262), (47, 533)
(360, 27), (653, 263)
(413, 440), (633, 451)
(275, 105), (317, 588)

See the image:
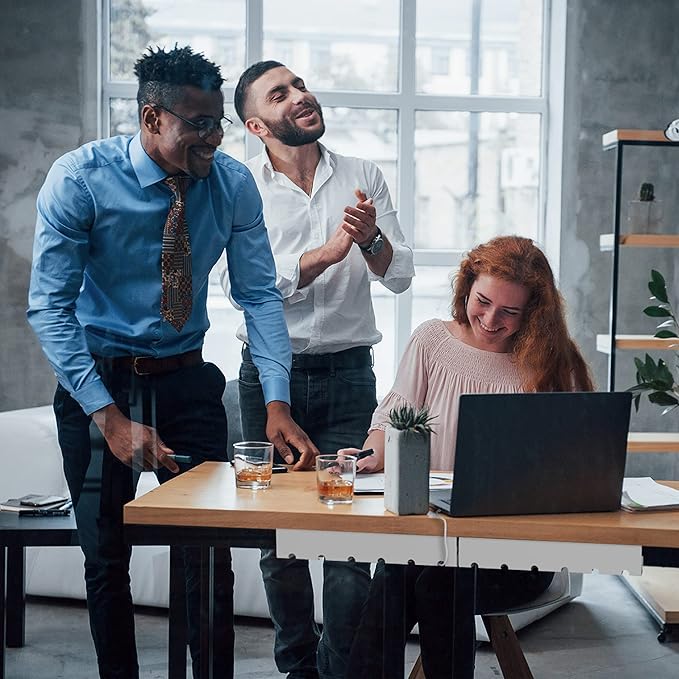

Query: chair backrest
(485, 568), (571, 617)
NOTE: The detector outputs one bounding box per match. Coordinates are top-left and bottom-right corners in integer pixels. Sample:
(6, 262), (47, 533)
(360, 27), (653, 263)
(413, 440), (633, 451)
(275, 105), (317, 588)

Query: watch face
(369, 235), (384, 255)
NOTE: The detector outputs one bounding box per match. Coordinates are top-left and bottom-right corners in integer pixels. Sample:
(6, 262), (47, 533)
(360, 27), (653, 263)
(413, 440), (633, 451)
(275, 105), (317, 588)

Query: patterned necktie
(161, 176), (192, 331)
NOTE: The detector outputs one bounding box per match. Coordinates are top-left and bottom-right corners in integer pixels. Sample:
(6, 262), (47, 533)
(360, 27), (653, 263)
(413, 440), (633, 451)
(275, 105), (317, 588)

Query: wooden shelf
(597, 335), (678, 353)
(600, 233), (679, 251)
(602, 129), (671, 148)
(622, 568), (679, 625)
(628, 433), (679, 453)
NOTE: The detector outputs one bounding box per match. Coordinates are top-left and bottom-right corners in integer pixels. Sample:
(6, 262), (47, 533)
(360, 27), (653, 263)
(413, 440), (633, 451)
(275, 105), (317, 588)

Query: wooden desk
(124, 463), (679, 678)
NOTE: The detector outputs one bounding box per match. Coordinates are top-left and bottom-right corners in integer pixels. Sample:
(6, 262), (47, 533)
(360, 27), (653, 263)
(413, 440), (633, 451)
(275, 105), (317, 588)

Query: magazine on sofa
(0, 494), (71, 516)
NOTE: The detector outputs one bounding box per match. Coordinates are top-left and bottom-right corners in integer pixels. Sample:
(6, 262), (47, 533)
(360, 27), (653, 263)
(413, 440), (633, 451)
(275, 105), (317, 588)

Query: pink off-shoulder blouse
(370, 319), (525, 471)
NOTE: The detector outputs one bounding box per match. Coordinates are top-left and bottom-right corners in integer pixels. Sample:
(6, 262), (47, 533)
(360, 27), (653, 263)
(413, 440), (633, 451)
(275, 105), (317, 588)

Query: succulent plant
(639, 182), (655, 202)
(388, 405), (436, 435)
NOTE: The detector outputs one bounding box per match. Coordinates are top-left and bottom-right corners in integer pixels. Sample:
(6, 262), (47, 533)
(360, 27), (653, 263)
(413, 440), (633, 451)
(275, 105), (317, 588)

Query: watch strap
(359, 227), (382, 252)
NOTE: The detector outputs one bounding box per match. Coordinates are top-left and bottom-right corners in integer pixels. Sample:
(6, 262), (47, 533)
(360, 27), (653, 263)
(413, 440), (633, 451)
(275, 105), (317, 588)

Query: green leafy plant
(628, 270), (679, 414)
(388, 405), (436, 435)
(639, 182), (655, 202)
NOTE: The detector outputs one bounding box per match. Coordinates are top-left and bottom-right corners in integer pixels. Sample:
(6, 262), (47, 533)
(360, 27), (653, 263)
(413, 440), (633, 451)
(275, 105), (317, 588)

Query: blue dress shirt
(28, 133), (291, 415)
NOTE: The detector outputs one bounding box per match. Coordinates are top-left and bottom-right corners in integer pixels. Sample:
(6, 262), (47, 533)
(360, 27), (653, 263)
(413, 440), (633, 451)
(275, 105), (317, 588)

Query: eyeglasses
(155, 105), (232, 140)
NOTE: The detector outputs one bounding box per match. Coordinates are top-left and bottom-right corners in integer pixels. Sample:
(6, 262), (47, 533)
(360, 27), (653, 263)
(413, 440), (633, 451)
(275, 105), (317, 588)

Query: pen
(167, 454), (192, 464)
(356, 449), (374, 461)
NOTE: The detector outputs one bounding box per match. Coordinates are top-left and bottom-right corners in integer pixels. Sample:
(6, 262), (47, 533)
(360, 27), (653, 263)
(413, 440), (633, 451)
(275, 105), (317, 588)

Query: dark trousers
(347, 563), (554, 679)
(239, 346), (375, 679)
(53, 360), (233, 679)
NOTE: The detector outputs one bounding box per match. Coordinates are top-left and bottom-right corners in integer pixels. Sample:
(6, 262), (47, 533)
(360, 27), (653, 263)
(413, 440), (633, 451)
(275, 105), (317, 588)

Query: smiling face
(464, 273), (530, 352)
(244, 66), (325, 147)
(141, 86), (224, 179)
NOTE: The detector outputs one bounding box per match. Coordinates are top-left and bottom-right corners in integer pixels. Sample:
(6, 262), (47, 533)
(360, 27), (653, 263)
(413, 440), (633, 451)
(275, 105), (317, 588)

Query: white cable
(431, 511), (449, 567)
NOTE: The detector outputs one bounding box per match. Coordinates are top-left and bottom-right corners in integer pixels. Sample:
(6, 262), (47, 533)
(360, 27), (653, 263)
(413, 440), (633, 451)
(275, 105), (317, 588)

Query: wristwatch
(358, 227), (384, 256)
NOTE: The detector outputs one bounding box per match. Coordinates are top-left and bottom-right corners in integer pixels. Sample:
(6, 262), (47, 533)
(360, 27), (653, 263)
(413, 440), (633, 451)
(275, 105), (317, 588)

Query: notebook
(430, 392), (632, 517)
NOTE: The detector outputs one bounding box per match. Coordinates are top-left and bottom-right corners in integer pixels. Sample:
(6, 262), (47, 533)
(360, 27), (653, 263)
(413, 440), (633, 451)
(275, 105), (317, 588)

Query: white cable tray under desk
(276, 530), (643, 574)
(458, 537), (642, 575)
(276, 528), (456, 567)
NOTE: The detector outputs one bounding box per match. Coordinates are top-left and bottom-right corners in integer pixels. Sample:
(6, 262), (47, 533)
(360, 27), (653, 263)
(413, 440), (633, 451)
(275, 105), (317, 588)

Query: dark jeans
(54, 360), (232, 679)
(239, 347), (376, 679)
(347, 563), (554, 679)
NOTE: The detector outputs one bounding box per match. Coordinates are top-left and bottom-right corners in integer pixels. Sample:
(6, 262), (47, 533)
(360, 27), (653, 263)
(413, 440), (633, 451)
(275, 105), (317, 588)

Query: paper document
(354, 472), (453, 495)
(621, 477), (679, 512)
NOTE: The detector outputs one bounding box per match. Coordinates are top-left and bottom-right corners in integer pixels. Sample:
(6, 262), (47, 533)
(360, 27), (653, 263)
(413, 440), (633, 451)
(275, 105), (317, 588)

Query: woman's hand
(338, 447), (384, 473)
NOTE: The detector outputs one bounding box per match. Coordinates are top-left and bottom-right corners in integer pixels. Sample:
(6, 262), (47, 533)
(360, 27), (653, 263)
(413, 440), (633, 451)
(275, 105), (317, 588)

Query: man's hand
(92, 403), (179, 473)
(297, 225), (353, 289)
(323, 224), (355, 264)
(341, 189), (377, 246)
(265, 401), (319, 470)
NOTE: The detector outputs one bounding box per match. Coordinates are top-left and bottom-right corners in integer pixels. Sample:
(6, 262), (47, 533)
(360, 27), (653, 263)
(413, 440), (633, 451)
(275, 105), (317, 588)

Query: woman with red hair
(344, 235), (593, 678)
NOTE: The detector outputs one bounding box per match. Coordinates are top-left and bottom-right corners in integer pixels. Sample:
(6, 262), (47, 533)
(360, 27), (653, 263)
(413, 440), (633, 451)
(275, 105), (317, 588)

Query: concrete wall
(560, 0), (679, 477)
(0, 0), (97, 411)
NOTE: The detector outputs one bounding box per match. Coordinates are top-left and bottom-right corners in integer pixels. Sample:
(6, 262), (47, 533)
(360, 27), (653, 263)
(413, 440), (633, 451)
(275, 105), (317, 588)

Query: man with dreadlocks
(28, 45), (317, 678)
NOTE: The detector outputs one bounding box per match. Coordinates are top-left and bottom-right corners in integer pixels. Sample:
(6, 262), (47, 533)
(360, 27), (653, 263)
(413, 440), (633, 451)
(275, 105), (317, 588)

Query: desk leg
(1, 547), (6, 679)
(169, 546), (187, 679)
(451, 567), (477, 677)
(383, 564), (406, 679)
(199, 545), (213, 679)
(6, 546), (24, 648)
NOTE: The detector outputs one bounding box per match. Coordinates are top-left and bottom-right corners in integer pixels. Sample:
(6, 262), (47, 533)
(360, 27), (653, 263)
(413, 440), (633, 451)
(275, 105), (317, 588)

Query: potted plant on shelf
(627, 182), (663, 233)
(384, 405), (436, 515)
(628, 270), (679, 414)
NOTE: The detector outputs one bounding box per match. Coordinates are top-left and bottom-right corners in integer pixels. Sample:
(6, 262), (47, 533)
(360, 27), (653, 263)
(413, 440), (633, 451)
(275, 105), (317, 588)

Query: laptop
(429, 392), (632, 517)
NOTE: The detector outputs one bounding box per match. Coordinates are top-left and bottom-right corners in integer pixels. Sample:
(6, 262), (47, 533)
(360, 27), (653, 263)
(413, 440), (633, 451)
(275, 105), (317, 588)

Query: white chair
(409, 568), (574, 679)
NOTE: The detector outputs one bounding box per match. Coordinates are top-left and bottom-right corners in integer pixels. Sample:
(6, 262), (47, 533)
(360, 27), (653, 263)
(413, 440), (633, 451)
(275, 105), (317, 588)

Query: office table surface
(123, 462), (679, 550)
(0, 512), (78, 545)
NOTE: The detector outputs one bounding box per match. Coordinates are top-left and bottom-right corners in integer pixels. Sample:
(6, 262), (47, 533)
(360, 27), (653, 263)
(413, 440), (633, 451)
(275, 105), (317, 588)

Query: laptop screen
(430, 392), (632, 517)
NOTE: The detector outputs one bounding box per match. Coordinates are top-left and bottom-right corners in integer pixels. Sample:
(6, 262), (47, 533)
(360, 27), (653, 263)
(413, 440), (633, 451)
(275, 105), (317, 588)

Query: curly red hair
(452, 236), (594, 392)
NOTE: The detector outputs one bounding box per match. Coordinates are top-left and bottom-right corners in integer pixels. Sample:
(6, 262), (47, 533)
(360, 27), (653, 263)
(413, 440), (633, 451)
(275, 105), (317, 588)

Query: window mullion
(101, 0), (111, 138)
(394, 0), (417, 366)
(244, 0), (264, 159)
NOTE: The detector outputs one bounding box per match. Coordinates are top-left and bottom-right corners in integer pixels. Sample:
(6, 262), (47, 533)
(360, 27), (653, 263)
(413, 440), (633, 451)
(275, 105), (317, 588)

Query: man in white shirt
(222, 61), (414, 679)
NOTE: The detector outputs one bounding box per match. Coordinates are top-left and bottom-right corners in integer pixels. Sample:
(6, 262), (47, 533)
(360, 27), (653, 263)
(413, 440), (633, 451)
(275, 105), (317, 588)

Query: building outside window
(104, 0), (552, 396)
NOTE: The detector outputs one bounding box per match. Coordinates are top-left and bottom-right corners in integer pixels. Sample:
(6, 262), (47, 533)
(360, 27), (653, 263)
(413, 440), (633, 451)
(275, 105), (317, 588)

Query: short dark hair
(234, 60), (285, 123)
(134, 45), (224, 117)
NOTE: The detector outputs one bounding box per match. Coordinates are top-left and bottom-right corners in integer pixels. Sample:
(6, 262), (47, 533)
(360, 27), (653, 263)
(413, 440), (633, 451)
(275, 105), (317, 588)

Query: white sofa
(1, 403), (322, 619)
(0, 403), (580, 637)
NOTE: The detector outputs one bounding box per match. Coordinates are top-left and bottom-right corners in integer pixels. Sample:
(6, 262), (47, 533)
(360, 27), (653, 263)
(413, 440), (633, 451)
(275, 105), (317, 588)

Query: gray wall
(560, 0), (679, 477)
(0, 0), (96, 411)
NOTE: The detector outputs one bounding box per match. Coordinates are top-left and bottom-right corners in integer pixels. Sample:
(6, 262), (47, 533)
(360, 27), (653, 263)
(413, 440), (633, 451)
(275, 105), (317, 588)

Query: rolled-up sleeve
(272, 252), (308, 303)
(366, 164), (414, 293)
(27, 161), (113, 415)
(226, 169), (292, 405)
(219, 250), (308, 308)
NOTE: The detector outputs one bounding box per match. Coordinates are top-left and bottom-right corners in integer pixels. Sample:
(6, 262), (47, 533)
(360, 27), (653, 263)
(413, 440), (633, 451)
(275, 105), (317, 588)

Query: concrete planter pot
(627, 199), (663, 233)
(384, 425), (431, 515)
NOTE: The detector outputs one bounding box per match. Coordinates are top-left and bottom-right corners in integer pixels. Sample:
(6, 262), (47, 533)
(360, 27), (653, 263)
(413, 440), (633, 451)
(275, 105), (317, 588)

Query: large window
(104, 0), (553, 394)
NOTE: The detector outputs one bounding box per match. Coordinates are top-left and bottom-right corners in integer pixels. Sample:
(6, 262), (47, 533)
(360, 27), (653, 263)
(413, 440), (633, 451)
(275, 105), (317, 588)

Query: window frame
(99, 0), (562, 373)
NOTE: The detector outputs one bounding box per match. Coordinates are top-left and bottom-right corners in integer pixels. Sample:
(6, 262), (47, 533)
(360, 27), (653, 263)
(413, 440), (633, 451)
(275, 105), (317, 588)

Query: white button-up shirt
(221, 144), (414, 354)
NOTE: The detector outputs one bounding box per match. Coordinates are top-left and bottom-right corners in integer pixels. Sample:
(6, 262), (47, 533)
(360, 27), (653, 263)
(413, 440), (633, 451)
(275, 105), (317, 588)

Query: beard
(264, 101), (326, 147)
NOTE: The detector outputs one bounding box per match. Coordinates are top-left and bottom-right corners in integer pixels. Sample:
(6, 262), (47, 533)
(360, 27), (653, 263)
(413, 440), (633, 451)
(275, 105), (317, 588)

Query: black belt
(242, 345), (372, 371)
(93, 349), (203, 376)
